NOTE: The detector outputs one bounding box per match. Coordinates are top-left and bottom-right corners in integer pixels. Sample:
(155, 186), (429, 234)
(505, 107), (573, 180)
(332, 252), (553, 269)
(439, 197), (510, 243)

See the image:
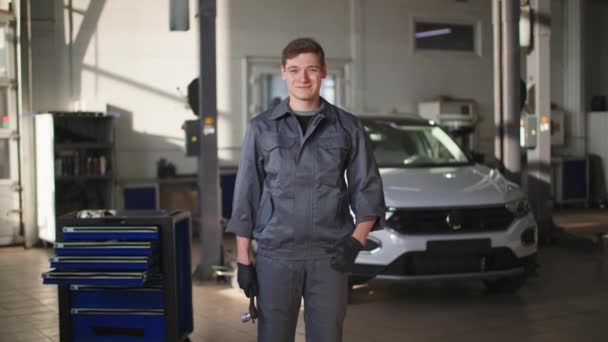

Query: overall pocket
(316, 135), (349, 188)
(254, 192), (274, 233)
(261, 134), (297, 188)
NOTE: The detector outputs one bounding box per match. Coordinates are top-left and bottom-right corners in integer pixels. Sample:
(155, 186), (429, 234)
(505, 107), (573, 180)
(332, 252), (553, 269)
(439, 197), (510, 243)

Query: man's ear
(321, 64), (327, 79)
(281, 65), (287, 80)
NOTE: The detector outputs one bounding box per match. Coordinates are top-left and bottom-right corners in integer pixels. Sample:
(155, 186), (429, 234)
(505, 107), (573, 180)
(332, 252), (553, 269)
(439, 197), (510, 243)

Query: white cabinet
(0, 10), (19, 246)
(35, 113), (116, 242)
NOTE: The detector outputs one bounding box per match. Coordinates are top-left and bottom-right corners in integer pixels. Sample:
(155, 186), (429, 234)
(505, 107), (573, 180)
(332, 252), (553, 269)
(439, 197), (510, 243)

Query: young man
(227, 37), (385, 342)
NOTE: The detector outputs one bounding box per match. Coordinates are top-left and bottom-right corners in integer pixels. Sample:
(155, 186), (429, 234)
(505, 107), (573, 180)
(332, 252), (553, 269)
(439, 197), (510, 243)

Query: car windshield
(362, 119), (470, 168)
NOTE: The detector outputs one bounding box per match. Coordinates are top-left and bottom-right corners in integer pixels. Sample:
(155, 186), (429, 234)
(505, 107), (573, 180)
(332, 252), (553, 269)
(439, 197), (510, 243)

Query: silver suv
(352, 116), (538, 293)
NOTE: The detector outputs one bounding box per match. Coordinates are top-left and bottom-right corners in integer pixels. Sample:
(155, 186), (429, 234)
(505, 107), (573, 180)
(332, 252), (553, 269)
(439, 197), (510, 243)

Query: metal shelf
(55, 143), (113, 150)
(56, 175), (113, 181)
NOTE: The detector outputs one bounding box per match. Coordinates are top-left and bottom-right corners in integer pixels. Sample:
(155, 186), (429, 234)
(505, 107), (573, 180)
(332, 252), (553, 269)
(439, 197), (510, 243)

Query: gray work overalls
(227, 97), (386, 342)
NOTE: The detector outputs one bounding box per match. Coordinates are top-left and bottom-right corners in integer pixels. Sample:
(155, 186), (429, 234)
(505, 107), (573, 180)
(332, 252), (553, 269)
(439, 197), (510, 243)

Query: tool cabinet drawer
(54, 241), (157, 256)
(71, 309), (165, 342)
(70, 286), (164, 310)
(50, 256), (156, 271)
(43, 271), (150, 286)
(62, 226), (159, 240)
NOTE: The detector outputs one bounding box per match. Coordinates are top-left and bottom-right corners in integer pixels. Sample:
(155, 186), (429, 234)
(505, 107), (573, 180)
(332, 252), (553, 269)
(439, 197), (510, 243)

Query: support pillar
(563, 0), (586, 156)
(501, 0), (522, 183)
(493, 0), (503, 161)
(526, 0), (553, 243)
(193, 0), (222, 281)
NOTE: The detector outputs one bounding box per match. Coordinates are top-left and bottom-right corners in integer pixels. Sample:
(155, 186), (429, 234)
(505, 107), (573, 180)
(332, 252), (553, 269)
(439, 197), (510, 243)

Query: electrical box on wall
(520, 114), (537, 149)
(550, 109), (565, 146)
(184, 120), (199, 157)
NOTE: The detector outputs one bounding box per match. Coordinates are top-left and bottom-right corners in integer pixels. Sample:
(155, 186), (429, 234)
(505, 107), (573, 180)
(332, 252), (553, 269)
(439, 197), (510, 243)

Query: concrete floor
(1, 241), (608, 342)
(554, 208), (608, 241)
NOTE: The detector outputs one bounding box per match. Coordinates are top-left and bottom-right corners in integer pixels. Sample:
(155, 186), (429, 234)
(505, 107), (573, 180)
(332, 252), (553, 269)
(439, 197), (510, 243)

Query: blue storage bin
(70, 286), (164, 310)
(71, 309), (165, 342)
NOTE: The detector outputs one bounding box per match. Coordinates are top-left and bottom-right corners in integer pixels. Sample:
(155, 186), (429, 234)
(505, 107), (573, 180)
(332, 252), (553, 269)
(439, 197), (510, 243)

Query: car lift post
(193, 0), (222, 281)
(525, 0), (554, 244)
(495, 0), (555, 244)
(494, 0), (522, 185)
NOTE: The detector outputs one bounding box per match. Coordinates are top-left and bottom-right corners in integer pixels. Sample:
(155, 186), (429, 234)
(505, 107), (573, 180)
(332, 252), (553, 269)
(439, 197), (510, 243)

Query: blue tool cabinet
(42, 210), (193, 342)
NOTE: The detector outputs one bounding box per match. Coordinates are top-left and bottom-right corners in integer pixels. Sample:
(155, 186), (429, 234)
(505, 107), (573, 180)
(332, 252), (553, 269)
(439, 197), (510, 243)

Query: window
(257, 73), (337, 112)
(245, 57), (350, 122)
(362, 119), (469, 168)
(0, 26), (7, 78)
(0, 139), (9, 178)
(414, 20), (477, 53)
(0, 88), (8, 130)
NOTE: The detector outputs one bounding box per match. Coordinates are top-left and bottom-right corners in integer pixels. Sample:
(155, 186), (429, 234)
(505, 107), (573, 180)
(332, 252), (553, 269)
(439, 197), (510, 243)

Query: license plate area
(426, 238), (491, 255)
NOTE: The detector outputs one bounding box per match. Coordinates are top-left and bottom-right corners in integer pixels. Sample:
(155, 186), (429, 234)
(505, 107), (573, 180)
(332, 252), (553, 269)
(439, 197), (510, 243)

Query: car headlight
(385, 207), (396, 221)
(384, 208), (397, 229)
(505, 198), (531, 218)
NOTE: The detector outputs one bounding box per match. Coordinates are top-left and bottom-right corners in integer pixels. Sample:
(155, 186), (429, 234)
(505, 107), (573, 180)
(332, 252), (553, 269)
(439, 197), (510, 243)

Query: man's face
(281, 52), (327, 103)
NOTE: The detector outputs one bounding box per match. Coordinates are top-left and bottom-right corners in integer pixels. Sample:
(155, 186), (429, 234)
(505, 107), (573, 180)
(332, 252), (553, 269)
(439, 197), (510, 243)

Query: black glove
(328, 235), (364, 273)
(237, 263), (258, 298)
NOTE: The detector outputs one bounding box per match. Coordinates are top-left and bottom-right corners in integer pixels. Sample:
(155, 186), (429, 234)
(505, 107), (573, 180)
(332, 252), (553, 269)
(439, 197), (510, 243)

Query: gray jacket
(227, 98), (386, 259)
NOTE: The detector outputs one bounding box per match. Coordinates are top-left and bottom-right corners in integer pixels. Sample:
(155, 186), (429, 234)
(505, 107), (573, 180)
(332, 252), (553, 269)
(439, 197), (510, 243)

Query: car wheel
(483, 275), (526, 293)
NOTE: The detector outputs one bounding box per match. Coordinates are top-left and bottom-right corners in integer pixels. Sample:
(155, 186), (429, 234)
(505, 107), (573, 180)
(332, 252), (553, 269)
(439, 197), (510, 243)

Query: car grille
(386, 206), (515, 235)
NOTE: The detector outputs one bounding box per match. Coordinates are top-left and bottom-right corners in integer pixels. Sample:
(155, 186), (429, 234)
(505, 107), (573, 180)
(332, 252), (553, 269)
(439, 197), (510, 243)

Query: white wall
(361, 0), (493, 154)
(30, 0), (353, 179)
(32, 0), (201, 180)
(219, 0), (352, 161)
(550, 0), (564, 109)
(30, 0), (534, 180)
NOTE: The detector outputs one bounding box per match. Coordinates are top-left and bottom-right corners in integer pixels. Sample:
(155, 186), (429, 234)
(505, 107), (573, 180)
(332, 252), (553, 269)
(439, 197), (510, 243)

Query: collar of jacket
(269, 97), (336, 123)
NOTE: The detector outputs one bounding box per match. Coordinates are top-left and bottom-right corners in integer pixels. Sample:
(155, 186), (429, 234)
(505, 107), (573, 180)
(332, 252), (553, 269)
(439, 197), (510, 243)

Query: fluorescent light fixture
(415, 28), (452, 39)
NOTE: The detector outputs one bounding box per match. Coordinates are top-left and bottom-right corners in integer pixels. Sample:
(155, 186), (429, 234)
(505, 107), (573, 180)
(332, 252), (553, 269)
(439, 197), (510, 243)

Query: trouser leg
(303, 257), (348, 342)
(256, 255), (304, 342)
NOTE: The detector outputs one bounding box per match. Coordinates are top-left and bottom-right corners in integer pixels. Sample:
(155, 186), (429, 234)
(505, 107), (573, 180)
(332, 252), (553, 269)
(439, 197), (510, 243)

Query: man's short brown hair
(281, 37), (325, 66)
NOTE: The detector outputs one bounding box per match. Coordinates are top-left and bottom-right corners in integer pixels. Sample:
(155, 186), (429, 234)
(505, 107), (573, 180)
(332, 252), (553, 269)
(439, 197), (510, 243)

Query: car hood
(380, 164), (524, 208)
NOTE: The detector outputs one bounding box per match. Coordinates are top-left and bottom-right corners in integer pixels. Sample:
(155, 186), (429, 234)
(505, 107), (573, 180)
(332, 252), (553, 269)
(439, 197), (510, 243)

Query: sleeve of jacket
(346, 119), (387, 231)
(226, 123), (264, 238)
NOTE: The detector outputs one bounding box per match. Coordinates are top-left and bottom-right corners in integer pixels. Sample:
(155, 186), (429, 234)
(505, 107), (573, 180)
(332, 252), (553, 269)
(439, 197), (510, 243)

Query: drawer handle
(91, 326), (145, 337)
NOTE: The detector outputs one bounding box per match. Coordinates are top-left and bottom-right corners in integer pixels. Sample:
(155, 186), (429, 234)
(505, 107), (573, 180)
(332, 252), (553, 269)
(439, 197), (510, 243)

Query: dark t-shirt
(294, 114), (314, 134)
(291, 105), (321, 135)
